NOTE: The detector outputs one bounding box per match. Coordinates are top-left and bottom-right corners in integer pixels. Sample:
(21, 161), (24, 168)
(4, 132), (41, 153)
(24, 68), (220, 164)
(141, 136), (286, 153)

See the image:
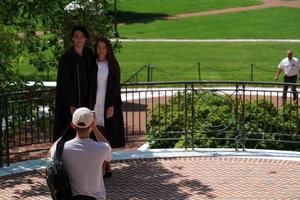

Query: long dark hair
(94, 37), (120, 79)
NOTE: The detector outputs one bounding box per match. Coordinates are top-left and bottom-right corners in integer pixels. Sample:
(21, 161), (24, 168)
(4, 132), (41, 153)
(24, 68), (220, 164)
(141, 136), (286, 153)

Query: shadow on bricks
(105, 158), (216, 199)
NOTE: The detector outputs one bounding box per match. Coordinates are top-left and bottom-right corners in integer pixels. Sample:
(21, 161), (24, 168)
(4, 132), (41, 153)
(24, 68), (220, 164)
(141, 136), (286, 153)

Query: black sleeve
(107, 69), (121, 107)
(56, 56), (75, 108)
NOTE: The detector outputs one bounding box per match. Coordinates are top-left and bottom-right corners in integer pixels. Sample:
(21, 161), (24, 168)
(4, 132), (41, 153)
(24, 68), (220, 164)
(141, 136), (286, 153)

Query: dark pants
(283, 75), (298, 101)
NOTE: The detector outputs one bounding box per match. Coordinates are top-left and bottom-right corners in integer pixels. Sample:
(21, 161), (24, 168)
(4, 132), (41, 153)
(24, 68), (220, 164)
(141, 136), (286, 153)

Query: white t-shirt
(278, 57), (300, 77)
(94, 60), (109, 126)
(51, 138), (112, 200)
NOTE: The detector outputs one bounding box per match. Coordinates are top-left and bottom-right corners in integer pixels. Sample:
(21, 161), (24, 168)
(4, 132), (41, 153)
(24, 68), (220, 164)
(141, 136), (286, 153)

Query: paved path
(115, 38), (300, 43)
(1, 149), (300, 199)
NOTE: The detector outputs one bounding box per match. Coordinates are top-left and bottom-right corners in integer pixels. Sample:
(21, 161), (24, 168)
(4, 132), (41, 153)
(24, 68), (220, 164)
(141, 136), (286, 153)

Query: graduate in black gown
(53, 25), (94, 141)
(90, 37), (125, 148)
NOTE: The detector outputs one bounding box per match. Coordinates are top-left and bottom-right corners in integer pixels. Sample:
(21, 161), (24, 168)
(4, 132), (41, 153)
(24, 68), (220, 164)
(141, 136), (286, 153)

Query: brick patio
(1, 156), (300, 200)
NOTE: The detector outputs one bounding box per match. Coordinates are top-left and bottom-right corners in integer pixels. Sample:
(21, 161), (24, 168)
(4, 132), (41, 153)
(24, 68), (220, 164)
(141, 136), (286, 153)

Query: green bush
(147, 91), (300, 151)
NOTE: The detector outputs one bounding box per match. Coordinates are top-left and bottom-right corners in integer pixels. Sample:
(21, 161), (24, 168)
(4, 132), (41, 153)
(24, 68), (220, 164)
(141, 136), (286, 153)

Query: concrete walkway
(1, 148), (300, 177)
(115, 38), (300, 43)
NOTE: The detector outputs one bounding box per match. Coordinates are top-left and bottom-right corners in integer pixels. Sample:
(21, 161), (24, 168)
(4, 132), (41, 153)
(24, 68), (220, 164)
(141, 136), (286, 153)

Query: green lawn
(17, 63), (57, 81)
(18, 42), (300, 82)
(17, 5), (300, 82)
(118, 0), (262, 21)
(119, 7), (300, 39)
(117, 42), (300, 82)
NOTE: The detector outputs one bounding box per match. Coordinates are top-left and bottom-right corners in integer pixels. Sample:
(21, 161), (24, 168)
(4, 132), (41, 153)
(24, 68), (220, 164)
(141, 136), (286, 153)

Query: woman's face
(96, 41), (107, 61)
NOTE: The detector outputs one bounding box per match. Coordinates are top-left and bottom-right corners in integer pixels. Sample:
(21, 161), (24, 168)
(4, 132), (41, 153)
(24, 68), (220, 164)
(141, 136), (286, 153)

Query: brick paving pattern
(1, 156), (300, 200)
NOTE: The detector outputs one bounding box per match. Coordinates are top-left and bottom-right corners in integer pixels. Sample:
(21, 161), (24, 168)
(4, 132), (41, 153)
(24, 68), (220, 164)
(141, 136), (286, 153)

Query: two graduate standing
(53, 25), (125, 148)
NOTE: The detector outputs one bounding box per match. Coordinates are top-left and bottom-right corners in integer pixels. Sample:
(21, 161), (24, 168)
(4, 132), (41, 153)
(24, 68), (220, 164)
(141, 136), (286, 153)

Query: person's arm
(106, 106), (114, 118)
(106, 66), (121, 118)
(92, 125), (109, 144)
(274, 69), (282, 81)
(49, 138), (60, 158)
(91, 115), (110, 144)
(57, 55), (76, 110)
(70, 106), (76, 114)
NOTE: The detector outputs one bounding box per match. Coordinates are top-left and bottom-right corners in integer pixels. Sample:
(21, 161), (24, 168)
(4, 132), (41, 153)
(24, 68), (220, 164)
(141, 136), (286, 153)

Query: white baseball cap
(72, 107), (94, 128)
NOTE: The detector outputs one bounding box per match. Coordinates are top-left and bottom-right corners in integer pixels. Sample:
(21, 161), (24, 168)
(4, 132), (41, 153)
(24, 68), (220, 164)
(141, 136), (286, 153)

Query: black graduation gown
(90, 61), (126, 148)
(53, 47), (94, 141)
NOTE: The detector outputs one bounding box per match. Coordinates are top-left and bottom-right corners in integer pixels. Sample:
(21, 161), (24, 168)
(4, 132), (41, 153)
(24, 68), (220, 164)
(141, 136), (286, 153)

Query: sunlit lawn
(117, 42), (300, 82)
(118, 0), (261, 21)
(19, 42), (300, 82)
(119, 7), (300, 39)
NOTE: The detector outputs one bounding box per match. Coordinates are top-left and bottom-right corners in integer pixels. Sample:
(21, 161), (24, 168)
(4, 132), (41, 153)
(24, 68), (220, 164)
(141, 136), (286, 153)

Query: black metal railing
(124, 64), (153, 83)
(0, 89), (55, 167)
(1, 81), (300, 167)
(122, 81), (300, 151)
(123, 62), (276, 82)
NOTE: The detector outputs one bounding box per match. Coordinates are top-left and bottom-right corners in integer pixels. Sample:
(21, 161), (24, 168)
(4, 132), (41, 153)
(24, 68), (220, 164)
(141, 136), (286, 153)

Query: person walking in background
(90, 37), (126, 177)
(274, 50), (300, 103)
(53, 25), (94, 141)
(51, 107), (111, 200)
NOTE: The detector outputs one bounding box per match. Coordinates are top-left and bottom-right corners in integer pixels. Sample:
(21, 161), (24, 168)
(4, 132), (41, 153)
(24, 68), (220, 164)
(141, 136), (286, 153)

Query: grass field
(119, 7), (300, 39)
(18, 42), (300, 82)
(117, 42), (300, 82)
(16, 3), (300, 83)
(118, 0), (261, 21)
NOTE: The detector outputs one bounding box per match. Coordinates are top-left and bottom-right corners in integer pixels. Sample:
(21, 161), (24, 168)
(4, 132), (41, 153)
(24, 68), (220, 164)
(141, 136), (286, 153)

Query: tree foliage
(0, 0), (115, 92)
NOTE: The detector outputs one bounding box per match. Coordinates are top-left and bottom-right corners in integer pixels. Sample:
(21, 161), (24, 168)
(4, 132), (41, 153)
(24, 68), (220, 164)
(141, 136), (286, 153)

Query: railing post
(3, 94), (9, 166)
(242, 84), (246, 151)
(235, 84), (239, 151)
(0, 95), (3, 167)
(150, 65), (153, 82)
(197, 62), (201, 81)
(184, 83), (188, 149)
(250, 64), (254, 81)
(147, 64), (152, 82)
(191, 83), (195, 150)
(147, 65), (150, 82)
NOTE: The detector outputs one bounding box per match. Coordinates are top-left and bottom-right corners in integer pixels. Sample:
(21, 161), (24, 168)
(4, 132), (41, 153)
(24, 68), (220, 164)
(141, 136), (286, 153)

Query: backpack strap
(55, 139), (66, 161)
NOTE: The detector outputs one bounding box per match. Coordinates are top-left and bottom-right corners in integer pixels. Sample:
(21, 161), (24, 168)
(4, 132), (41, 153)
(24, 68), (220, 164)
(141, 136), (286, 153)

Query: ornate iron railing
(1, 81), (300, 166)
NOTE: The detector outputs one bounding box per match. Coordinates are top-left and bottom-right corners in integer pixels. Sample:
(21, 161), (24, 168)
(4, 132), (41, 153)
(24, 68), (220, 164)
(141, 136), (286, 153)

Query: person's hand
(106, 106), (114, 118)
(91, 112), (97, 131)
(70, 106), (76, 114)
(274, 76), (278, 81)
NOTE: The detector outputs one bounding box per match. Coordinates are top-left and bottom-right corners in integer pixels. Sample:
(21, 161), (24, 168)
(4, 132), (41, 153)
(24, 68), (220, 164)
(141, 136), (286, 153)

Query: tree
(0, 0), (115, 90)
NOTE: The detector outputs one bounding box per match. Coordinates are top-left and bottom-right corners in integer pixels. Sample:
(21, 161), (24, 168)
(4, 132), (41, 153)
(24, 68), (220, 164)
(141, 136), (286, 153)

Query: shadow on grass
(117, 11), (168, 24)
(106, 158), (216, 199)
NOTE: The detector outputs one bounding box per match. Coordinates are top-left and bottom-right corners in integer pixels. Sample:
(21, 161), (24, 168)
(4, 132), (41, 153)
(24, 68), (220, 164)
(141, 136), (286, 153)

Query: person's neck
(74, 46), (84, 56)
(76, 131), (90, 139)
(97, 57), (107, 62)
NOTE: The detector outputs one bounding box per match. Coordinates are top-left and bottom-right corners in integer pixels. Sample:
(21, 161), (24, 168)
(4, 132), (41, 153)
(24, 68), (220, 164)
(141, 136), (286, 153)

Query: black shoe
(103, 171), (112, 179)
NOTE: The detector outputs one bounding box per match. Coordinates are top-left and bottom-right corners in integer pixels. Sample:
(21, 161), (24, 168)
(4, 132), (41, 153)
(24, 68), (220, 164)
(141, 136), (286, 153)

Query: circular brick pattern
(2, 156), (298, 199)
(106, 157), (300, 199)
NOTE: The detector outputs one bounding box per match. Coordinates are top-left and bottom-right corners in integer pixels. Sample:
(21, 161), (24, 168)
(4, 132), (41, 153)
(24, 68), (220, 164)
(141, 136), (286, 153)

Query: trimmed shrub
(147, 91), (300, 151)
